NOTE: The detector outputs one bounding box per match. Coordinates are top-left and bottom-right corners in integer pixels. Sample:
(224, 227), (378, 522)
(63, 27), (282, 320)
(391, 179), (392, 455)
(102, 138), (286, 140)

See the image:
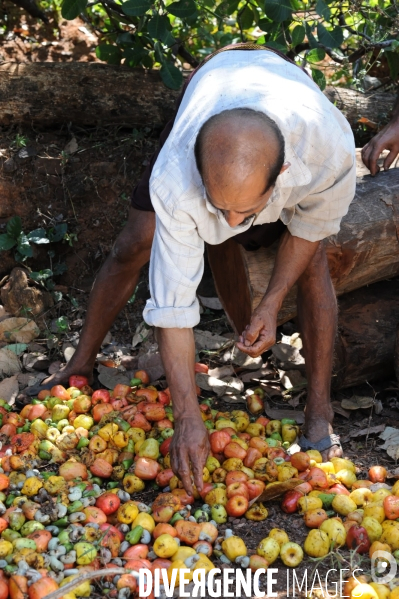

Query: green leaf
(238, 5), (254, 30)
(27, 228), (50, 244)
(95, 44), (122, 65)
(317, 23), (343, 48)
(304, 22), (319, 49)
(147, 15), (170, 39)
(307, 48), (326, 63)
(264, 0), (292, 22)
(6, 216), (22, 240)
(154, 41), (165, 64)
(56, 316), (69, 332)
(311, 67), (326, 90)
(4, 343), (27, 356)
(160, 30), (175, 46)
(48, 223), (68, 243)
(124, 47), (148, 66)
(61, 0), (87, 19)
(168, 0), (196, 18)
(122, 0), (151, 16)
(30, 269), (53, 282)
(315, 0), (331, 22)
(53, 262), (67, 276)
(17, 234), (33, 258)
(265, 40), (287, 52)
(291, 24), (305, 47)
(160, 62), (183, 89)
(0, 234), (17, 251)
(385, 51), (399, 81)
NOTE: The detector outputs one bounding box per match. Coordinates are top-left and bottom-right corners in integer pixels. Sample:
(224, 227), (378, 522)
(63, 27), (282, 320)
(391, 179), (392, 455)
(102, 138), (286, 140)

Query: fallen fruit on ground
(0, 368), (393, 597)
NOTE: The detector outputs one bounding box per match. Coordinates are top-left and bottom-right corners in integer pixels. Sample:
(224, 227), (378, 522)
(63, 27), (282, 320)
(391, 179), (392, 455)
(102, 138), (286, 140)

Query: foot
(303, 407), (342, 461)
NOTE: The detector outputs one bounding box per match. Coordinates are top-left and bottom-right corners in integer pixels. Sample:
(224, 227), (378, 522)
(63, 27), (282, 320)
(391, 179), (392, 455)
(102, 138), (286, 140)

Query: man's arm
(362, 88), (399, 176)
(157, 327), (209, 495)
(236, 231), (319, 357)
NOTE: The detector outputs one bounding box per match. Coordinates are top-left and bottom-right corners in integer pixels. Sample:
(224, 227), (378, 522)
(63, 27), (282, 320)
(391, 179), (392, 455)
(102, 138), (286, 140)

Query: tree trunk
(0, 62), (179, 129)
(0, 62), (396, 128)
(333, 278), (399, 388)
(208, 169), (399, 334)
(323, 87), (396, 127)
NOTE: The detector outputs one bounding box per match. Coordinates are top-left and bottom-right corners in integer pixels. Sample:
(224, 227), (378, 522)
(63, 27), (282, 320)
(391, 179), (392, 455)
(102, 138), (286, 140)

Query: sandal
(298, 433), (342, 453)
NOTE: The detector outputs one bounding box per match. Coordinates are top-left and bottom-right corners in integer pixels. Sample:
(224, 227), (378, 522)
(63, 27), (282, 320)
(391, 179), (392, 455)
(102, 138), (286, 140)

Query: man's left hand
(236, 302), (278, 357)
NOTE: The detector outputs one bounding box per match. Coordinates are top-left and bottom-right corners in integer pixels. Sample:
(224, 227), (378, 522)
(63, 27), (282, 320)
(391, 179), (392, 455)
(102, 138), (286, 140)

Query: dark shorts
(131, 43), (299, 250)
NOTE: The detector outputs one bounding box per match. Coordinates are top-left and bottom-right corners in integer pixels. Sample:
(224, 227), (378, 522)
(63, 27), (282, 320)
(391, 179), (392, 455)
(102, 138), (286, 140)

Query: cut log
(323, 87), (396, 128)
(334, 278), (399, 389)
(0, 62), (178, 129)
(208, 169), (399, 334)
(0, 62), (396, 128)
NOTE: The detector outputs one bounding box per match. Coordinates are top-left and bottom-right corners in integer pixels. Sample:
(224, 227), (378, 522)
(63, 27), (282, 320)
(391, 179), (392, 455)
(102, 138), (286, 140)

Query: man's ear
(279, 161), (291, 174)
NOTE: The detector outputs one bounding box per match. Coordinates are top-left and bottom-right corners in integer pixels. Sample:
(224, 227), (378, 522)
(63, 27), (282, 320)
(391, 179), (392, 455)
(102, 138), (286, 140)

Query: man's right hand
(170, 415), (210, 496)
(362, 120), (399, 176)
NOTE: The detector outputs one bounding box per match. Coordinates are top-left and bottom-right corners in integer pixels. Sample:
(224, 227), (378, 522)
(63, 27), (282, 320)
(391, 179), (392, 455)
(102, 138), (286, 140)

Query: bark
(0, 61), (396, 128)
(324, 86), (396, 127)
(0, 62), (179, 129)
(208, 169), (399, 334)
(333, 278), (399, 389)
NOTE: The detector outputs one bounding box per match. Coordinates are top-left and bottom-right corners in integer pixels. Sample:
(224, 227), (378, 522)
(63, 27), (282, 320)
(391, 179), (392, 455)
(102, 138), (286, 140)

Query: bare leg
(43, 208), (155, 386)
(297, 243), (342, 460)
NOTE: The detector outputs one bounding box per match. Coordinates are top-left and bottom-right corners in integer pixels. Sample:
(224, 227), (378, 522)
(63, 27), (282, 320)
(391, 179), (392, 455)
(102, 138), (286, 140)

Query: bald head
(194, 108), (285, 193)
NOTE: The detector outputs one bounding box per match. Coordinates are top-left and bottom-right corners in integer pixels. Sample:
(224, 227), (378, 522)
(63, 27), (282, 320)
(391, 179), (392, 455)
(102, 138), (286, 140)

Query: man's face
(204, 164), (276, 228)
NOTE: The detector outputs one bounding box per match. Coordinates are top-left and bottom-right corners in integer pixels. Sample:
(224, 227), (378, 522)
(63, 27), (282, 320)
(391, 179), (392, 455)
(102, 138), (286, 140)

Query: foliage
(0, 216), (76, 296)
(53, 0), (399, 89)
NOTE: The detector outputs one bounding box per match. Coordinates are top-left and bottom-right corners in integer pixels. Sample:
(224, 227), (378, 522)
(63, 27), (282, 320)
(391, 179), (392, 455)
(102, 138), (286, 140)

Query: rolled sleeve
(288, 152), (357, 242)
(143, 203), (204, 329)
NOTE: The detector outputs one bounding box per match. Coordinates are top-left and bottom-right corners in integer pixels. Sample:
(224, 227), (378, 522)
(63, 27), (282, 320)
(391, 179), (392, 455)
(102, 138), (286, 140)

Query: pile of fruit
(0, 368), (395, 598)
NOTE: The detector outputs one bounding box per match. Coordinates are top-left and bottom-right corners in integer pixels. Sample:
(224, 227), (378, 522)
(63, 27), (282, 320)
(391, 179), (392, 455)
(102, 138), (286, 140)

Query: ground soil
(1, 14), (399, 598)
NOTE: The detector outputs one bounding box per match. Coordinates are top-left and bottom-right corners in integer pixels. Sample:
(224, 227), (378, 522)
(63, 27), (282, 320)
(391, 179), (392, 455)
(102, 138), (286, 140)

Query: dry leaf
(207, 365), (234, 379)
(0, 375), (18, 404)
(279, 369), (307, 390)
(137, 352), (165, 381)
(331, 401), (350, 418)
(220, 394), (246, 404)
(64, 137), (78, 154)
(194, 330), (231, 351)
(256, 479), (303, 504)
(240, 366), (274, 383)
(221, 376), (244, 394)
(196, 373), (226, 396)
(271, 343), (304, 365)
(264, 401), (305, 424)
(341, 396), (374, 410)
(0, 318), (39, 344)
(225, 347), (263, 369)
(379, 427), (399, 460)
(281, 332), (303, 350)
(350, 424), (385, 438)
(97, 364), (130, 389)
(0, 348), (21, 376)
(132, 322), (151, 348)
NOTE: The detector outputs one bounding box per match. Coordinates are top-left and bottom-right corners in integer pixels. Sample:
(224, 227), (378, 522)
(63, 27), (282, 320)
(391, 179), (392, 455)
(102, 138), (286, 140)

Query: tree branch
(9, 0), (48, 21)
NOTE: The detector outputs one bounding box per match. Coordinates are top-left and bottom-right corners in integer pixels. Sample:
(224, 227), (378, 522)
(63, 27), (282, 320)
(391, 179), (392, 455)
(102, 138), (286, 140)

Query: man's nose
(225, 211), (245, 227)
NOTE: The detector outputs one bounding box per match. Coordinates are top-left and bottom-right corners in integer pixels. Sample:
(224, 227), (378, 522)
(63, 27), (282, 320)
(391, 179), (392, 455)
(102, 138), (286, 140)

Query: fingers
(383, 149), (399, 171)
(236, 339), (268, 358)
(192, 459), (204, 493)
(368, 145), (382, 176)
(241, 318), (263, 346)
(362, 140), (381, 175)
(170, 443), (193, 495)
